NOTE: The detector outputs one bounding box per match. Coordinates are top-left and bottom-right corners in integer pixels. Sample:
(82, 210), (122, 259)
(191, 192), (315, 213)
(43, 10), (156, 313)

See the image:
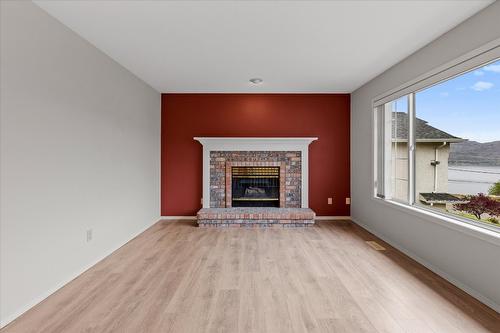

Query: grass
(450, 211), (499, 227)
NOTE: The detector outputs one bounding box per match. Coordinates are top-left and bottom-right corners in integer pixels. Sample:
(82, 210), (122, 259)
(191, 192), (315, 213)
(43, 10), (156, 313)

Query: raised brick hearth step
(197, 207), (315, 227)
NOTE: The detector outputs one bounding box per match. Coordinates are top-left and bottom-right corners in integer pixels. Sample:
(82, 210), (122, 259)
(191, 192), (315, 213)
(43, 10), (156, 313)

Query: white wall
(0, 1), (160, 326)
(351, 1), (500, 311)
(415, 143), (450, 195)
(390, 143), (450, 202)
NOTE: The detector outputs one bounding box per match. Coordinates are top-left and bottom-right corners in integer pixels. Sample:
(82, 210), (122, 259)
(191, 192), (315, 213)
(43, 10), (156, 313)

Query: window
(375, 96), (410, 203)
(375, 58), (500, 231)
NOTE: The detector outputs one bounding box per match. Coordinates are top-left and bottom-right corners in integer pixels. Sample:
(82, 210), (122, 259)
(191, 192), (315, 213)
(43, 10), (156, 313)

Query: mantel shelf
(194, 137), (318, 151)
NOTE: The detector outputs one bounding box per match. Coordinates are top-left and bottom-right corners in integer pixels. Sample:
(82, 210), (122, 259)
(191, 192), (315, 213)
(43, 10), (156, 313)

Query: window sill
(371, 197), (500, 246)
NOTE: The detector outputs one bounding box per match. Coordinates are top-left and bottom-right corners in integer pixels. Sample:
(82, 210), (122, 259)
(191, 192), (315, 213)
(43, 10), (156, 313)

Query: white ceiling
(34, 0), (493, 93)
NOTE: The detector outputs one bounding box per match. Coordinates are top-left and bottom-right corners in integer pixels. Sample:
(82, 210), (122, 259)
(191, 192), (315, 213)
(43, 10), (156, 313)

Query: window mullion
(408, 93), (416, 205)
(375, 107), (385, 198)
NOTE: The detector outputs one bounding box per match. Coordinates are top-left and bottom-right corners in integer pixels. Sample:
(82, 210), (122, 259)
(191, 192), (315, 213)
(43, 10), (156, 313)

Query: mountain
(449, 140), (500, 166)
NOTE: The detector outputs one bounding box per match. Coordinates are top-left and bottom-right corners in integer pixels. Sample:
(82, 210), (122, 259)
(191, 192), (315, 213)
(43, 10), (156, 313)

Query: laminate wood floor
(2, 220), (499, 333)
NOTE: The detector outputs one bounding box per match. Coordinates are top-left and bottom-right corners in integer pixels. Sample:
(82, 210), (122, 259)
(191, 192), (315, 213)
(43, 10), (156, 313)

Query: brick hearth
(197, 207), (315, 227)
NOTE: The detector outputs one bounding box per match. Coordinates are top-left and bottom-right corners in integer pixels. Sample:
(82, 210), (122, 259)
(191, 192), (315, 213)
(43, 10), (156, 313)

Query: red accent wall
(161, 94), (350, 216)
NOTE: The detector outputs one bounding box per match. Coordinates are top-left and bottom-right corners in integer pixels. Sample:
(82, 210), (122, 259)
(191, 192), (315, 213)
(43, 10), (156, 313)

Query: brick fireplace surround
(195, 137), (317, 227)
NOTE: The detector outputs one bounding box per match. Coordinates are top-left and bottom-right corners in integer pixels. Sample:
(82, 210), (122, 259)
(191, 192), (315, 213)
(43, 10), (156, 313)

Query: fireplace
(231, 166), (280, 207)
(194, 137), (317, 209)
(225, 161), (286, 208)
(194, 137), (317, 227)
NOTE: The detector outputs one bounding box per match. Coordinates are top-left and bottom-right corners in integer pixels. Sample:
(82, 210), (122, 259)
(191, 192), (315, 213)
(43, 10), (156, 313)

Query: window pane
(415, 59), (500, 230)
(375, 96), (409, 202)
(390, 97), (409, 202)
(375, 106), (385, 198)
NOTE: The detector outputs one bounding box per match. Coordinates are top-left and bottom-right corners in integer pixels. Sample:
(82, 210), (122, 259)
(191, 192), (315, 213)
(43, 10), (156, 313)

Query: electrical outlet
(328, 197), (333, 205)
(86, 229), (93, 242)
(346, 197), (351, 205)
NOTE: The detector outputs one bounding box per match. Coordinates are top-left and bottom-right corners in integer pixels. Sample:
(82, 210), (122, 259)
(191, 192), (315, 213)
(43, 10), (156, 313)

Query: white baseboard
(0, 218), (160, 329)
(160, 216), (351, 221)
(315, 216), (351, 220)
(350, 217), (500, 314)
(160, 216), (197, 220)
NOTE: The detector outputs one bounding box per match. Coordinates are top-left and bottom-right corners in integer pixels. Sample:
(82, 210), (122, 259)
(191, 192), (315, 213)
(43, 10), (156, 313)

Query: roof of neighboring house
(419, 192), (468, 204)
(392, 112), (465, 142)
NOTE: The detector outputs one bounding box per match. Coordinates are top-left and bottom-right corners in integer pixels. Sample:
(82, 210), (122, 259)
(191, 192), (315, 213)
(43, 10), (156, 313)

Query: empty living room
(2, 1), (500, 332)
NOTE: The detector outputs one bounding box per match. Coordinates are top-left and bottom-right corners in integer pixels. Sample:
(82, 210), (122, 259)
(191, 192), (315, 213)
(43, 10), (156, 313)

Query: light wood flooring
(2, 220), (499, 332)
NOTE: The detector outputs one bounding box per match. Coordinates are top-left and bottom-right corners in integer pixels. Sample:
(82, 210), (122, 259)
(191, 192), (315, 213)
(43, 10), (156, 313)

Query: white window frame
(372, 38), (500, 245)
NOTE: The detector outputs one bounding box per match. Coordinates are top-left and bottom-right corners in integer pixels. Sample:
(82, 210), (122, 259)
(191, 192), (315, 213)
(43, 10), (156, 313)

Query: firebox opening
(231, 166), (280, 207)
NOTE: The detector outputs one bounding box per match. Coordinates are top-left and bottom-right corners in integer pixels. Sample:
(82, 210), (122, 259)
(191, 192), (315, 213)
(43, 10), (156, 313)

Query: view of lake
(448, 165), (500, 195)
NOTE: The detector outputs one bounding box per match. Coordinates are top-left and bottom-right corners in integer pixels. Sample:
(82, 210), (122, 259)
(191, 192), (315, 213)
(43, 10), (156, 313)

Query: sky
(415, 59), (500, 143)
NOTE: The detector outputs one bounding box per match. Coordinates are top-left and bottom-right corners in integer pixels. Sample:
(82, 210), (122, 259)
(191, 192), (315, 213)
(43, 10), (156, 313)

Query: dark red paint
(161, 94), (350, 216)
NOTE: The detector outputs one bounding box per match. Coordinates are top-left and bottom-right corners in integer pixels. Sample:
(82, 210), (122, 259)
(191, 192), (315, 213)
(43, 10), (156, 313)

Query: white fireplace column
(194, 137), (318, 208)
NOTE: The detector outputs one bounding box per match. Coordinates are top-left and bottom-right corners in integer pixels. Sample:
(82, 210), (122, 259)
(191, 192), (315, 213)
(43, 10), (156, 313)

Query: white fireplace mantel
(194, 137), (318, 208)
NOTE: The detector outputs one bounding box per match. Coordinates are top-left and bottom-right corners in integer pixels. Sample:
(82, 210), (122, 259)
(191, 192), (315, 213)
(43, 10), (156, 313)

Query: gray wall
(351, 1), (500, 310)
(0, 1), (160, 326)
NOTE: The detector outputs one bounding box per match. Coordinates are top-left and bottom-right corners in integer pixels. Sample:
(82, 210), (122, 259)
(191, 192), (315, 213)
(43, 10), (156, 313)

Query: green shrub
(487, 217), (499, 224)
(489, 181), (500, 196)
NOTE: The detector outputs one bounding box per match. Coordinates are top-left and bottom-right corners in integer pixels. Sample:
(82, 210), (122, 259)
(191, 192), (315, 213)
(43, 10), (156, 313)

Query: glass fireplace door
(231, 166), (280, 207)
